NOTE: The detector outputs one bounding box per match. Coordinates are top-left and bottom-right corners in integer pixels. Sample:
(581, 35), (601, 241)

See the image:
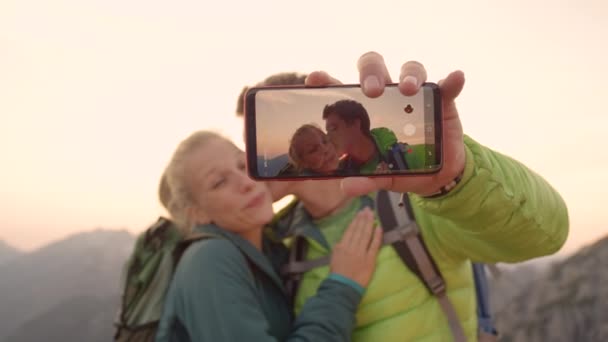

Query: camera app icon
(404, 104), (414, 114)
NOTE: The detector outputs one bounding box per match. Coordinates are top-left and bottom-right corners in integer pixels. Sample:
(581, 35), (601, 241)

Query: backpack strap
(388, 142), (410, 171)
(281, 224), (420, 277)
(376, 190), (467, 342)
(283, 235), (308, 308)
(172, 232), (217, 268)
(282, 251), (331, 274)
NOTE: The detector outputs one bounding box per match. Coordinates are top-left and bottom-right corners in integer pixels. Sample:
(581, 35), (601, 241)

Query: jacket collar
(272, 195), (376, 251)
(192, 224), (286, 292)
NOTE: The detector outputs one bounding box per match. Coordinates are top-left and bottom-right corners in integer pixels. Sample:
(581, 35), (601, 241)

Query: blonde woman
(287, 124), (342, 175)
(155, 131), (383, 342)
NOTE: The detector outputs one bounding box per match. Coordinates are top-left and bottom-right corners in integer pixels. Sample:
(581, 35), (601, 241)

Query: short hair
(235, 72), (308, 116)
(322, 99), (371, 135)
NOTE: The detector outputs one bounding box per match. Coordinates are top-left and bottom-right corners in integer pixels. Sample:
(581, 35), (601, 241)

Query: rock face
(492, 236), (608, 342)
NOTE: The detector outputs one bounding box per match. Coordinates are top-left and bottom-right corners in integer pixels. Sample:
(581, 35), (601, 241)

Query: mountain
(492, 236), (608, 341)
(0, 229), (135, 341)
(0, 240), (22, 266)
(2, 226), (607, 341)
(4, 295), (118, 342)
(257, 154), (290, 177)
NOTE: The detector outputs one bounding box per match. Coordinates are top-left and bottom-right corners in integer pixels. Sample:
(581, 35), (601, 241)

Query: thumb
(439, 70), (465, 103)
(438, 70), (465, 121)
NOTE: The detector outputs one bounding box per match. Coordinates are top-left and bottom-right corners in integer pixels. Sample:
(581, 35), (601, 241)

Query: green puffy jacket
(283, 135), (569, 342)
(344, 127), (427, 174)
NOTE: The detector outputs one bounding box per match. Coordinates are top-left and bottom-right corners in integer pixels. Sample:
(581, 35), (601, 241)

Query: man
(235, 53), (568, 341)
(322, 99), (427, 174)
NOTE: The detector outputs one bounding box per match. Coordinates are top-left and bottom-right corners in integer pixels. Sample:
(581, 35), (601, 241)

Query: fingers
(367, 226), (383, 258)
(357, 51), (392, 98)
(398, 61), (428, 96)
(338, 208), (375, 250)
(338, 209), (361, 246)
(330, 208), (382, 289)
(340, 177), (393, 197)
(352, 209), (375, 252)
(340, 208), (369, 246)
(305, 71), (343, 87)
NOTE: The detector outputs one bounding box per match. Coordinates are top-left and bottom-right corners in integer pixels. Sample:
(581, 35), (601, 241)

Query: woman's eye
(211, 178), (226, 189)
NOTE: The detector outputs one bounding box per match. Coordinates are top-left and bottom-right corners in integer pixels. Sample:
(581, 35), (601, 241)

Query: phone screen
(244, 83), (442, 180)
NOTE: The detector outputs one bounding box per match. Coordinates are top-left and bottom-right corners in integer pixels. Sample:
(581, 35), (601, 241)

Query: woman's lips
(245, 192), (266, 209)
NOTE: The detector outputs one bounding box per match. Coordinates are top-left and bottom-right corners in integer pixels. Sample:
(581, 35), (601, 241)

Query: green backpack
(113, 217), (214, 341)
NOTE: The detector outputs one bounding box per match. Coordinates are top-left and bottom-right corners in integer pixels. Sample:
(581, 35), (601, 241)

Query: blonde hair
(164, 131), (227, 234)
(158, 172), (172, 213)
(288, 124), (324, 170)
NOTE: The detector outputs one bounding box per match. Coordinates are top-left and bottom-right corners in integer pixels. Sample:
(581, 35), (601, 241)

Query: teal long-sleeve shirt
(155, 223), (363, 342)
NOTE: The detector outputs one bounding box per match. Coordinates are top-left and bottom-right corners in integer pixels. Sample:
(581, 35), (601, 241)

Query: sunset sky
(1, 0), (607, 255)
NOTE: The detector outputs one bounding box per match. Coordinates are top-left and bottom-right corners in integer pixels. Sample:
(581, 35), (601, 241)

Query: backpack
(280, 191), (500, 342)
(113, 217), (215, 341)
(386, 142), (410, 171)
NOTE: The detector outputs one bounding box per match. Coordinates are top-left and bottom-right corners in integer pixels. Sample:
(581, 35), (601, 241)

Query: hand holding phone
(338, 53), (467, 197)
(244, 83), (443, 180)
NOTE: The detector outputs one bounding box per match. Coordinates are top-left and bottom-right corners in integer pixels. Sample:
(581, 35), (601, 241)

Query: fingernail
(403, 75), (418, 88)
(363, 75), (380, 92)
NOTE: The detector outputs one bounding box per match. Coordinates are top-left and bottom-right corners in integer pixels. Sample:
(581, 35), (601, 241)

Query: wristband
(422, 170), (464, 198)
(328, 273), (365, 295)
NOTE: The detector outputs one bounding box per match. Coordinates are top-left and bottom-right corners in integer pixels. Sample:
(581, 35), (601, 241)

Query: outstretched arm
(411, 135), (568, 263)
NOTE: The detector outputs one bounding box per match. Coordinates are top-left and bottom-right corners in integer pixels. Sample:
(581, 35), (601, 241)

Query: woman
(155, 131), (383, 341)
(288, 124), (342, 174)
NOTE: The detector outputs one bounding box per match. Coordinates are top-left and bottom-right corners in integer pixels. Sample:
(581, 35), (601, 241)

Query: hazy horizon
(1, 0), (607, 254)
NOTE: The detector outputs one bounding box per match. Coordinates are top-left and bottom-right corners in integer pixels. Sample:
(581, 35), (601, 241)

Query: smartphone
(244, 83), (442, 180)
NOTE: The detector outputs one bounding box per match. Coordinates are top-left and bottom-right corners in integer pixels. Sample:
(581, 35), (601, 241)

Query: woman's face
(186, 138), (274, 232)
(294, 128), (340, 172)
